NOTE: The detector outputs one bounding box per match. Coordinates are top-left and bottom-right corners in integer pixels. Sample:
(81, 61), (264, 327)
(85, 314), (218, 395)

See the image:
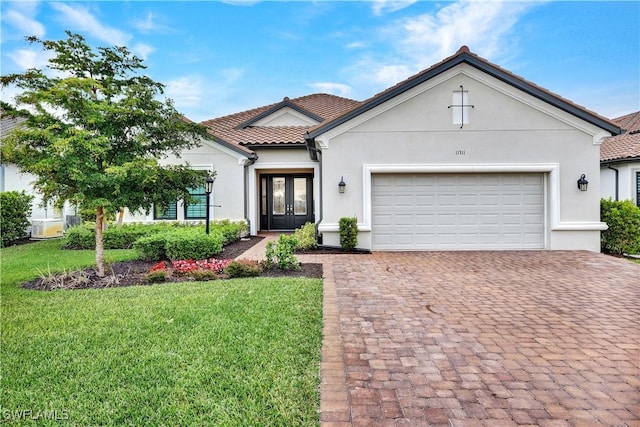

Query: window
(154, 202), (177, 220)
(451, 89), (471, 126)
(185, 184), (207, 219)
(636, 172), (640, 207)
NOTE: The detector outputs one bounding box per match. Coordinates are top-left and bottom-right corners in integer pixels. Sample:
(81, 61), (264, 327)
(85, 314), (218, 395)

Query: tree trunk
(117, 208), (125, 225)
(96, 206), (105, 277)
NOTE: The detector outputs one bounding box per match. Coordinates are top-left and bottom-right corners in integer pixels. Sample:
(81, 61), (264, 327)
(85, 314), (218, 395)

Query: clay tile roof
(0, 113), (27, 135)
(201, 93), (361, 151)
(601, 111), (640, 162)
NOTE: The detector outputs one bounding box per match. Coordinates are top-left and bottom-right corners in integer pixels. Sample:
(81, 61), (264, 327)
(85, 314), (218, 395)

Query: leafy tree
(1, 31), (211, 276)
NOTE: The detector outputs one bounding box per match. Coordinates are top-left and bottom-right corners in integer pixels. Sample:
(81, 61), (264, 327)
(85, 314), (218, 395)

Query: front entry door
(261, 175), (314, 230)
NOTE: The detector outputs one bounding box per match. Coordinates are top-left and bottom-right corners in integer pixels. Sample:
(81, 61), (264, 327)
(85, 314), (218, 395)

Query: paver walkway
(318, 251), (640, 427)
(235, 241), (640, 426)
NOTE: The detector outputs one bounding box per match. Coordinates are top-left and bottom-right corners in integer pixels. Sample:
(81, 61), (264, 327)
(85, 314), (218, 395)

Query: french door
(260, 175), (314, 230)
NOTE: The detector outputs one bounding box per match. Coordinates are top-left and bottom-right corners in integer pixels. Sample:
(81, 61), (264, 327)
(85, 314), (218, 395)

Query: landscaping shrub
(134, 234), (169, 261)
(601, 198), (640, 255)
(63, 222), (175, 250)
(339, 216), (358, 251)
(212, 220), (248, 244)
(294, 222), (317, 250)
(63, 225), (95, 249)
(164, 230), (224, 261)
(224, 259), (263, 278)
(0, 191), (34, 247)
(265, 234), (300, 270)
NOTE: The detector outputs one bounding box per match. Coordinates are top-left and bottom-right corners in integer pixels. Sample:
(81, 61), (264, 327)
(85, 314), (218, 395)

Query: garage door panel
(372, 173), (545, 250)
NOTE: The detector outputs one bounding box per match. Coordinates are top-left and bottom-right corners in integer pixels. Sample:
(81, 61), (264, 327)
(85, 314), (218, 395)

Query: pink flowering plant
(171, 258), (232, 276)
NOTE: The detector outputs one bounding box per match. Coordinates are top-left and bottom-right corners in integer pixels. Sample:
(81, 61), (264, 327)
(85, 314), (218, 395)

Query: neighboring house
(600, 111), (640, 205)
(0, 114), (75, 222)
(5, 46), (622, 251)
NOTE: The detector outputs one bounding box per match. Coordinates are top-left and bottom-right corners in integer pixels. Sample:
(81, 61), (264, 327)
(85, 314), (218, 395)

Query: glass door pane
(293, 178), (307, 215)
(272, 177), (285, 215)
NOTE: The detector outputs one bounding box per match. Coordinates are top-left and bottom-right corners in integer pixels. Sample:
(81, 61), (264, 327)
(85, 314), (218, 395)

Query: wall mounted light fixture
(338, 176), (346, 194)
(577, 174), (588, 192)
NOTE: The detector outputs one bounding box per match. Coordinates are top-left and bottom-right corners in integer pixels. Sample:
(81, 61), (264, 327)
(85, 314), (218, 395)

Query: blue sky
(1, 1), (638, 122)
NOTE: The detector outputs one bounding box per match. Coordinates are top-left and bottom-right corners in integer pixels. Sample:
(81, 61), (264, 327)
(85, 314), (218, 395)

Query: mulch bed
(23, 236), (323, 291)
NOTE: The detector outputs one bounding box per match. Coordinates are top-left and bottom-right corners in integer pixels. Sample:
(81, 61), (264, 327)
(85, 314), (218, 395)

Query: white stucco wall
(600, 162), (640, 204)
(1, 164), (75, 222)
(125, 138), (248, 223)
(1, 136), (250, 230)
(316, 64), (609, 251)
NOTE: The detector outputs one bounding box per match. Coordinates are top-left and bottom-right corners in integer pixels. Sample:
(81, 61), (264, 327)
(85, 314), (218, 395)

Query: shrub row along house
(2, 46), (629, 252)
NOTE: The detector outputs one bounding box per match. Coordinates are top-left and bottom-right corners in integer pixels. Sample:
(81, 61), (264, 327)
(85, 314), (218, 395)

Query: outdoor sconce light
(577, 174), (588, 192)
(205, 174), (215, 235)
(338, 176), (346, 194)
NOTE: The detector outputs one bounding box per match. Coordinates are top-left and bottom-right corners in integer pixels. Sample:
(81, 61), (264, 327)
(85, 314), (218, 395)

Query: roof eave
(601, 156), (640, 165)
(308, 51), (621, 139)
(236, 99), (324, 129)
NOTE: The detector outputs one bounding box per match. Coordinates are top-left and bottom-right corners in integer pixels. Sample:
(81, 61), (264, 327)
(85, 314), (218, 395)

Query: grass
(1, 240), (322, 426)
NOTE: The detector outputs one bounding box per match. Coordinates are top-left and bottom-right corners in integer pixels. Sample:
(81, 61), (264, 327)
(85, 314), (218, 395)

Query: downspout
(607, 164), (619, 201)
(305, 132), (323, 243)
(243, 155), (257, 234)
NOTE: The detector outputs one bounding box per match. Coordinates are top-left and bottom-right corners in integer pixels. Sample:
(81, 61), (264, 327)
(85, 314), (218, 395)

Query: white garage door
(372, 173), (545, 250)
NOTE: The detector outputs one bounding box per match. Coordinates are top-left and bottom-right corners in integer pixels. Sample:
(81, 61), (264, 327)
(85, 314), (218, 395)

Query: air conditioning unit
(31, 219), (64, 239)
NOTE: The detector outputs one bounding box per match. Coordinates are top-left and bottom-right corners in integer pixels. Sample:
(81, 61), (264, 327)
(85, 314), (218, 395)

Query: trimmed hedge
(0, 191), (34, 247)
(134, 229), (225, 261)
(63, 221), (247, 250)
(339, 216), (358, 251)
(165, 230), (224, 261)
(601, 199), (640, 255)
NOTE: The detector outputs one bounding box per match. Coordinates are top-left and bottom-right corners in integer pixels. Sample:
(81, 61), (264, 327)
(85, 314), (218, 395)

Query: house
(0, 114), (74, 222)
(600, 111), (640, 205)
(5, 46), (622, 251)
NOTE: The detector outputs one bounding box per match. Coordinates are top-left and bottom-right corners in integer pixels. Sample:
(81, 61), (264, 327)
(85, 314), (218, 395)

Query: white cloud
(50, 3), (130, 46)
(3, 8), (46, 38)
(399, 0), (536, 67)
(372, 0), (419, 16)
(165, 75), (203, 109)
(8, 48), (52, 70)
(132, 43), (155, 61)
(346, 41), (367, 49)
(132, 12), (157, 33)
(308, 82), (353, 98)
(350, 0), (541, 91)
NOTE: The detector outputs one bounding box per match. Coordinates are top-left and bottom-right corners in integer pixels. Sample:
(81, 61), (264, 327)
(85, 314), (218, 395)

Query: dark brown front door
(260, 175), (314, 230)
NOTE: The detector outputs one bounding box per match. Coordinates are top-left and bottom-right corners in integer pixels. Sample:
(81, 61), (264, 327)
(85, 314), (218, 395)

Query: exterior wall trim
(318, 163), (608, 240)
(247, 161), (319, 235)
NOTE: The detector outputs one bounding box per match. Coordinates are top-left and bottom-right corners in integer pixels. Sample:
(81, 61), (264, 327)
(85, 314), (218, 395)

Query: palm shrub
(0, 191), (33, 247)
(339, 216), (358, 251)
(601, 198), (640, 254)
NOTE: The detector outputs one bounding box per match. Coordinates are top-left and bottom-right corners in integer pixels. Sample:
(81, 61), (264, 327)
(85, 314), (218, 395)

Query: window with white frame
(451, 89), (471, 126)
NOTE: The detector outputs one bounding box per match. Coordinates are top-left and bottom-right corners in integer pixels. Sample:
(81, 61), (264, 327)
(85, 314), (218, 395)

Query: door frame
(259, 172), (315, 231)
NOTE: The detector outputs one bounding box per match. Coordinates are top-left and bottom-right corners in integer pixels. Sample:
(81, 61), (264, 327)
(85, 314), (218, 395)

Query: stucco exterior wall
(125, 139), (247, 223)
(316, 65), (608, 251)
(600, 162), (640, 204)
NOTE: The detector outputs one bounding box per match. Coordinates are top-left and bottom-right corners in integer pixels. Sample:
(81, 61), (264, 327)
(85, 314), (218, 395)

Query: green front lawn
(1, 240), (322, 426)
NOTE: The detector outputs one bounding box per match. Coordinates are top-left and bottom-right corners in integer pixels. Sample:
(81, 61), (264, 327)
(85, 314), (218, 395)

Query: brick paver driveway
(315, 251), (640, 427)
